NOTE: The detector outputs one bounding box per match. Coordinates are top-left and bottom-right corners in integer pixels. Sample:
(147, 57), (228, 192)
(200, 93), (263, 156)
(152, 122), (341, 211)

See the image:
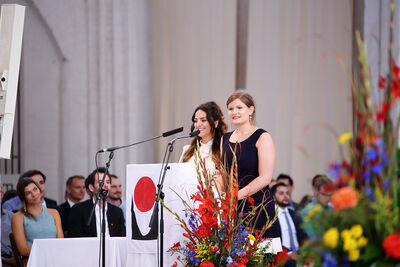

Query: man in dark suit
(272, 183), (307, 267)
(57, 175), (86, 233)
(67, 168), (125, 237)
(2, 170), (58, 212)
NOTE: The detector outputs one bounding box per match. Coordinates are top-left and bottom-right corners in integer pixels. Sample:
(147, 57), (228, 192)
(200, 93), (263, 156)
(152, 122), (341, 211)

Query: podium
(125, 163), (198, 267)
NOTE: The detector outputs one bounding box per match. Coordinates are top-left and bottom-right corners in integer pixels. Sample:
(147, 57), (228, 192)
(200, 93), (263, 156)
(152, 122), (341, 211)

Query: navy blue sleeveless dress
(221, 128), (281, 238)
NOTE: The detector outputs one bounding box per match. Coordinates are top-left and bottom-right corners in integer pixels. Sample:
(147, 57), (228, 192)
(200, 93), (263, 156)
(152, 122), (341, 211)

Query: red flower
(274, 247), (290, 264)
(172, 242), (181, 249)
(377, 101), (389, 122)
(199, 261), (214, 267)
(172, 262), (178, 267)
(378, 75), (387, 89)
(247, 196), (255, 206)
(382, 233), (400, 259)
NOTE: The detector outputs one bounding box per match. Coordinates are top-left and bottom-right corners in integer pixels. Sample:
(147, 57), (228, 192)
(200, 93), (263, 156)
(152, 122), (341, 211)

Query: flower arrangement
(163, 147), (278, 267)
(299, 1), (400, 266)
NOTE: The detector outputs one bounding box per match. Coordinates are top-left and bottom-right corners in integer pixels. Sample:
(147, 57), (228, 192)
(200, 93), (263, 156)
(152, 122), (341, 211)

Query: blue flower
(365, 187), (376, 201)
(322, 252), (337, 267)
(361, 170), (371, 182)
(365, 146), (378, 161)
(371, 163), (383, 175)
(384, 179), (390, 191)
(328, 163), (340, 179)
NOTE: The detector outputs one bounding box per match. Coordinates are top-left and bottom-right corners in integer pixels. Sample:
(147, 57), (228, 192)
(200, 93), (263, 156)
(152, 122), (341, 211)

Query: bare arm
(237, 132), (275, 200)
(11, 212), (31, 256)
(48, 209), (64, 238)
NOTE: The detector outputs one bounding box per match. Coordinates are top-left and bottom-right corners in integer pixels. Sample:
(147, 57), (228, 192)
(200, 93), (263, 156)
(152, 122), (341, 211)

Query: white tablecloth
(27, 237), (127, 267)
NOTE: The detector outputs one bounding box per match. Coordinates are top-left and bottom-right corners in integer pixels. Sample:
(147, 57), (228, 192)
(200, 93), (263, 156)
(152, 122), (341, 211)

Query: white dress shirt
(179, 139), (219, 178)
(93, 198), (110, 237)
(277, 206), (299, 251)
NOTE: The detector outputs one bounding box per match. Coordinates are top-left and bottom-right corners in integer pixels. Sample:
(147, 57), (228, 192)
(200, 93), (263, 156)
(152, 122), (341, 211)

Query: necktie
(283, 210), (296, 252)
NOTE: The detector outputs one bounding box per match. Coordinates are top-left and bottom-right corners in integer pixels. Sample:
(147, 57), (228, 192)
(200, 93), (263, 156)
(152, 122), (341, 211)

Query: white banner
(126, 163), (198, 267)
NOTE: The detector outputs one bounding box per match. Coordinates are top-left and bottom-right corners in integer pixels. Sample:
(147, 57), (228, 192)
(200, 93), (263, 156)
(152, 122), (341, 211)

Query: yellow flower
(341, 229), (352, 241)
(350, 224), (363, 238)
(338, 132), (353, 144)
(323, 228), (339, 248)
(357, 236), (368, 247)
(248, 234), (256, 241)
(348, 249), (360, 261)
(343, 238), (358, 251)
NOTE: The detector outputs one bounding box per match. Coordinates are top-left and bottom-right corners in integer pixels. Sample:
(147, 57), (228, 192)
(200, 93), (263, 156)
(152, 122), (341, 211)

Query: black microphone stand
(88, 127), (183, 267)
(149, 141), (175, 267)
(149, 130), (200, 267)
(87, 151), (114, 267)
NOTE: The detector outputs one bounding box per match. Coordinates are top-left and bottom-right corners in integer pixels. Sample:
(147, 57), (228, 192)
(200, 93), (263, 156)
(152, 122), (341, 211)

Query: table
(27, 237), (127, 267)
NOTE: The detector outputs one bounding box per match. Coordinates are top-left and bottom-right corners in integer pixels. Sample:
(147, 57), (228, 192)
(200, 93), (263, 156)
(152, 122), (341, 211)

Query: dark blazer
(44, 197), (58, 209)
(56, 201), (71, 232)
(67, 199), (125, 238)
(278, 208), (307, 250)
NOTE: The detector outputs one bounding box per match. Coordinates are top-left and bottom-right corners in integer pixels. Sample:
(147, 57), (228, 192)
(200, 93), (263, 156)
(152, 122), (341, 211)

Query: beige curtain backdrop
(246, 0), (353, 200)
(152, 0), (353, 200)
(151, 0), (237, 162)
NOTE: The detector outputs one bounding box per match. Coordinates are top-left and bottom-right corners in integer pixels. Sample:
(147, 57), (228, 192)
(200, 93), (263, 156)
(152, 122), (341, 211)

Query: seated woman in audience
(11, 178), (63, 264)
(179, 101), (228, 178)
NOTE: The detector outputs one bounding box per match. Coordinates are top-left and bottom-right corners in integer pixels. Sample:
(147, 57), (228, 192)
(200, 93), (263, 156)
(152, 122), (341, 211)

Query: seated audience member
(273, 184), (306, 247)
(276, 174), (299, 210)
(300, 174), (333, 238)
(67, 168), (125, 237)
(108, 174), (126, 219)
(57, 175), (86, 233)
(11, 178), (63, 264)
(2, 189), (17, 206)
(1, 183), (15, 267)
(3, 170), (57, 212)
(297, 174), (325, 211)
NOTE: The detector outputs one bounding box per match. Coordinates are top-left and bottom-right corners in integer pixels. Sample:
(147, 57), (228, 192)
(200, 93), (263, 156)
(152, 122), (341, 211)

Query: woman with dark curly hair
(179, 101), (228, 178)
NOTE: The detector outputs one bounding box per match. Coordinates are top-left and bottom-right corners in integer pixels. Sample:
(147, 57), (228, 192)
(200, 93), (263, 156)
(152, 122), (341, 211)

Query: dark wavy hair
(181, 101), (227, 165)
(16, 177), (42, 219)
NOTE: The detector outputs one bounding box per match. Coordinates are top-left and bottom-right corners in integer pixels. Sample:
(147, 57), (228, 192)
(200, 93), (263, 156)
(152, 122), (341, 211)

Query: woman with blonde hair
(220, 91), (281, 243)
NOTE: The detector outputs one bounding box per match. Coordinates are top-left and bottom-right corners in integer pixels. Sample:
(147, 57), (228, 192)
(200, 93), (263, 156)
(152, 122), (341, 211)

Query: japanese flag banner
(126, 163), (198, 267)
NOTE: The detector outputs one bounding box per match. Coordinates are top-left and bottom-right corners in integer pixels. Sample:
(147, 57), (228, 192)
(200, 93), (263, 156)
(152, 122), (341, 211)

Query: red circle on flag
(134, 176), (156, 212)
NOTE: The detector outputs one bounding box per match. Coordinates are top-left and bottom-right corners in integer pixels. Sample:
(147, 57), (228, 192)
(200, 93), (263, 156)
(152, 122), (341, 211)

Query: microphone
(189, 129), (200, 137)
(168, 129), (200, 145)
(162, 127), (184, 137)
(99, 188), (109, 198)
(98, 146), (120, 153)
(97, 127), (184, 153)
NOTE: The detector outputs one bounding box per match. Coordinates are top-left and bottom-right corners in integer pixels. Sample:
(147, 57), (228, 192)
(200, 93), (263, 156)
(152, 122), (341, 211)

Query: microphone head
(189, 129), (200, 137)
(162, 127), (184, 137)
(100, 188), (109, 198)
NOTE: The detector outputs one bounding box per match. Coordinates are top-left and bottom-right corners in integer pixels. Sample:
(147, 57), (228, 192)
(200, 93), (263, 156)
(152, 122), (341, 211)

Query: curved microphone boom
(97, 127), (184, 153)
(168, 129), (200, 145)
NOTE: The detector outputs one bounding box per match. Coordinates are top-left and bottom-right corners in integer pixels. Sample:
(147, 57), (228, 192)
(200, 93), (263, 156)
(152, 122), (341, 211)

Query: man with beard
(67, 168), (125, 237)
(272, 183), (306, 267)
(107, 174), (126, 219)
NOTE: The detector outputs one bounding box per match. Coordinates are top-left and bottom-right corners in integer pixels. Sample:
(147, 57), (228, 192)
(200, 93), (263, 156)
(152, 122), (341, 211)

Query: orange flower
(330, 187), (359, 210)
